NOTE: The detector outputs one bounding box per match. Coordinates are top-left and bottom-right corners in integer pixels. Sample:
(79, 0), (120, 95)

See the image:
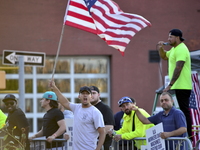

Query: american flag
(189, 72), (200, 147)
(64, 0), (151, 56)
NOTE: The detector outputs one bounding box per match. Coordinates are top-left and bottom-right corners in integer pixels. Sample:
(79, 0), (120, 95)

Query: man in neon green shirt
(0, 109), (7, 129)
(108, 97), (154, 149)
(157, 29), (192, 139)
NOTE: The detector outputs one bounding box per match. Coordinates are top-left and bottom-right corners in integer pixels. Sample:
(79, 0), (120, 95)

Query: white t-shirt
(70, 103), (105, 150)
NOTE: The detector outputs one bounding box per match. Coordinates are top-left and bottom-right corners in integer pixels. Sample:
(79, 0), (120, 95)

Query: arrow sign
(3, 50), (46, 66)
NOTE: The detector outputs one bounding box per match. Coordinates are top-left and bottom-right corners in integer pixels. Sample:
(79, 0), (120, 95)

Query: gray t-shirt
(70, 103), (105, 150)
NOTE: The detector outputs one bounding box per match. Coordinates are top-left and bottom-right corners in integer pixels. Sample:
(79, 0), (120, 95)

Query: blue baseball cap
(42, 91), (57, 101)
(118, 96), (133, 107)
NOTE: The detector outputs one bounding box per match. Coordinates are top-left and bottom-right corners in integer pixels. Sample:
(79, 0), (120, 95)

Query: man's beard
(162, 105), (171, 111)
(124, 109), (131, 115)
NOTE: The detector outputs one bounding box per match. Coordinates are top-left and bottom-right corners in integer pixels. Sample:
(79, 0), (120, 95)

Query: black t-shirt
(42, 108), (64, 148)
(95, 101), (115, 126)
(6, 108), (29, 136)
(95, 101), (115, 150)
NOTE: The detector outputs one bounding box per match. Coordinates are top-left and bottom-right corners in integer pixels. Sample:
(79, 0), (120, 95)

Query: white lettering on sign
(5, 52), (42, 64)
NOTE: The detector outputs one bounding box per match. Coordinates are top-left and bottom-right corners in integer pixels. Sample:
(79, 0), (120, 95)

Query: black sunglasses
(5, 101), (15, 106)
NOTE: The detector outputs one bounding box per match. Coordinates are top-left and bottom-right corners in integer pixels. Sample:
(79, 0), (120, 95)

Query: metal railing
(0, 136), (194, 150)
(30, 137), (67, 150)
(194, 140), (200, 150)
(0, 136), (106, 150)
(0, 137), (67, 150)
(109, 137), (193, 150)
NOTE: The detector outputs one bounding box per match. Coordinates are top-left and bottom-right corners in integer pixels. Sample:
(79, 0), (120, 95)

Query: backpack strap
(132, 112), (136, 131)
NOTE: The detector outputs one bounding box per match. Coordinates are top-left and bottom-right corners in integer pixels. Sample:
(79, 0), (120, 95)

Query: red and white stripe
(64, 0), (151, 55)
(190, 72), (200, 147)
(64, 0), (97, 34)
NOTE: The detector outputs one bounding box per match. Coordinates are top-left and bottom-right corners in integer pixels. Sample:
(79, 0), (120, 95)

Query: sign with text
(164, 75), (170, 89)
(146, 123), (165, 150)
(141, 145), (148, 150)
(3, 50), (45, 66)
(65, 118), (73, 150)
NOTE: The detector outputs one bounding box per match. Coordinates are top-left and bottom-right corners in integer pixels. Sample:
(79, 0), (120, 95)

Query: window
(149, 50), (160, 63)
(0, 56), (110, 135)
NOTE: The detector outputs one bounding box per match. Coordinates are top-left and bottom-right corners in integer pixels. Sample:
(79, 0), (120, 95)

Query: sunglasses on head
(118, 97), (132, 105)
(5, 101), (15, 106)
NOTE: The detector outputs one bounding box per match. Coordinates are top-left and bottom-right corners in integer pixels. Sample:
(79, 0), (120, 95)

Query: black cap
(89, 86), (100, 93)
(169, 29), (185, 41)
(129, 97), (136, 103)
(79, 86), (92, 94)
(2, 94), (17, 103)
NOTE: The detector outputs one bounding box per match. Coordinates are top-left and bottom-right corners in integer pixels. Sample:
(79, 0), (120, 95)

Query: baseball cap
(89, 86), (100, 93)
(118, 96), (133, 107)
(79, 86), (92, 94)
(169, 29), (185, 41)
(2, 94), (17, 102)
(42, 91), (57, 101)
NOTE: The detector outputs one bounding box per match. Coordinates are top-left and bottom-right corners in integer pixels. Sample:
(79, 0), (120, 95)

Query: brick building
(0, 0), (200, 135)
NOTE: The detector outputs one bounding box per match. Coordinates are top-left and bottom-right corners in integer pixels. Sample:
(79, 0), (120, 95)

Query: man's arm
(96, 127), (106, 150)
(169, 61), (185, 85)
(102, 105), (115, 133)
(49, 79), (71, 110)
(46, 119), (66, 143)
(29, 127), (43, 140)
(157, 42), (168, 60)
(133, 107), (152, 124)
(105, 125), (113, 134)
(160, 127), (187, 139)
(0, 110), (6, 129)
(163, 61), (185, 92)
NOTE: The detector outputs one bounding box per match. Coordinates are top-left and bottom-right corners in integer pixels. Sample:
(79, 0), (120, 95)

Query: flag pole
(52, 24), (65, 79)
